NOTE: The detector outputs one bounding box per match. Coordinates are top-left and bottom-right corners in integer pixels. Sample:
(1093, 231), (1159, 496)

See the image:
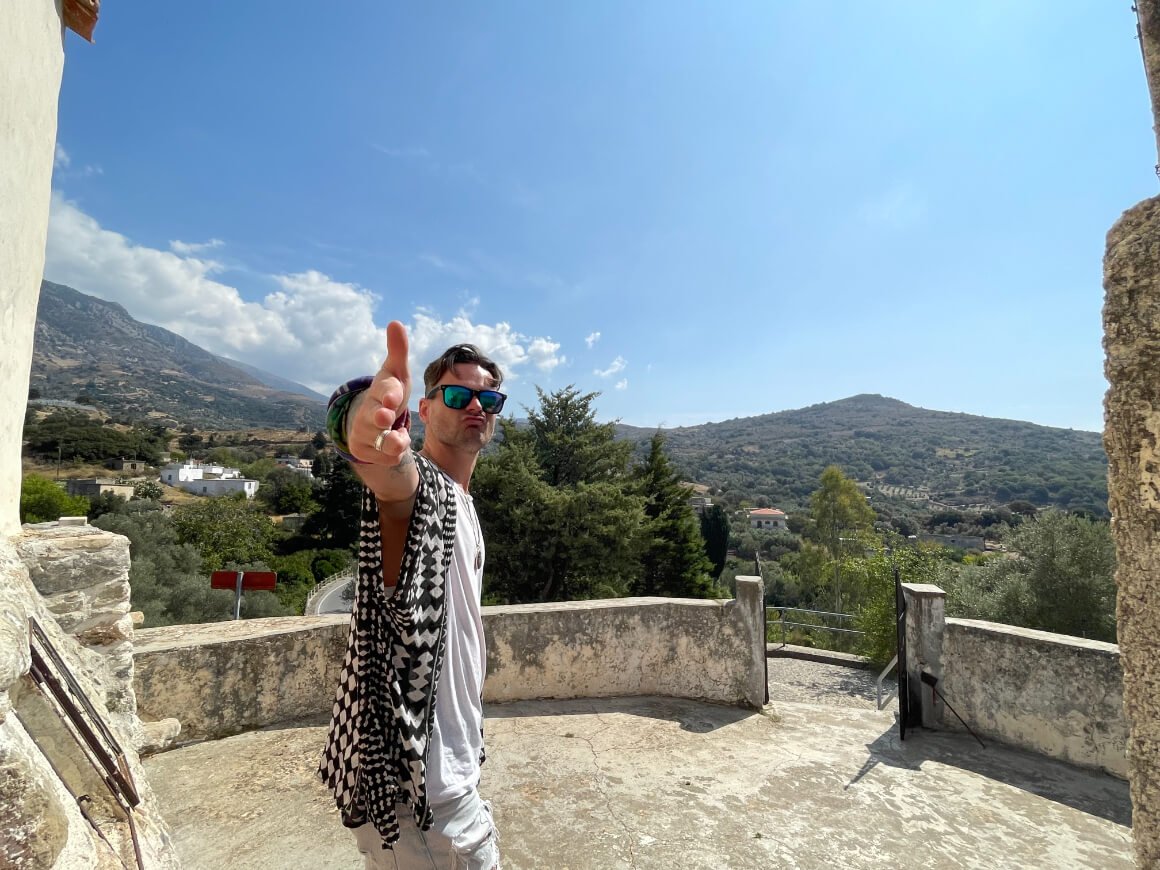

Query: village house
(749, 507), (788, 531)
(109, 457), (148, 473)
(274, 454), (315, 478)
(689, 495), (712, 515)
(159, 460), (259, 499)
(66, 478), (136, 500)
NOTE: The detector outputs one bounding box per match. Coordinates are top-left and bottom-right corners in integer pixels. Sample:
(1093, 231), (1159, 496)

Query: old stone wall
(485, 579), (766, 708)
(1104, 189), (1160, 866)
(2, 530), (181, 869)
(134, 579), (768, 744)
(940, 618), (1126, 778)
(134, 617), (349, 742)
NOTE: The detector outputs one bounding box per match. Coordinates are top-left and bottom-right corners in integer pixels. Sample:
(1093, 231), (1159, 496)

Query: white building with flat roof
(159, 461), (259, 499)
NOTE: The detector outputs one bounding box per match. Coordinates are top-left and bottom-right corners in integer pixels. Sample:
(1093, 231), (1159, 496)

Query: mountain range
(30, 280), (1108, 514)
(30, 281), (326, 429)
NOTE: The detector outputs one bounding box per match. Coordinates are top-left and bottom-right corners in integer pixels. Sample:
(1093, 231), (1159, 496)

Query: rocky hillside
(617, 394), (1108, 515)
(31, 281), (325, 429)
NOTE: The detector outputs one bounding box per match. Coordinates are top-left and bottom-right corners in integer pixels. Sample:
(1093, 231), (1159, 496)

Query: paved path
(304, 574), (353, 616)
(145, 660), (1131, 869)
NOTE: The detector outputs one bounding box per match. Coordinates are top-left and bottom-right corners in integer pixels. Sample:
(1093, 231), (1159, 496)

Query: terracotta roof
(749, 508), (785, 516)
(64, 0), (100, 42)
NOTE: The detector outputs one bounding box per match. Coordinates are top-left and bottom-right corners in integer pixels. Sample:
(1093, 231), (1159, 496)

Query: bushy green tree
(474, 388), (646, 603)
(943, 510), (1116, 641)
(634, 433), (714, 597)
(20, 474), (90, 523)
(261, 466), (318, 514)
(133, 480), (163, 500)
(91, 501), (236, 626)
(847, 545), (955, 664)
(525, 386), (634, 486)
(810, 465), (876, 558)
(87, 491), (128, 520)
(172, 497), (277, 572)
(304, 455), (362, 549)
(700, 504), (730, 579)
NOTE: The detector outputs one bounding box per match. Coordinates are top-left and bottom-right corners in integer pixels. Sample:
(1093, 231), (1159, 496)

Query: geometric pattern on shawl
(317, 453), (457, 848)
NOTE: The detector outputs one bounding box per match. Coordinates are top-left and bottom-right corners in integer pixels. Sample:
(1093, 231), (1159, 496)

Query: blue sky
(46, 1), (1155, 432)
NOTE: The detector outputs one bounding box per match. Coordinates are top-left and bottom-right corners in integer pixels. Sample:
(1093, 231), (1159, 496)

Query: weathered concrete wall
(902, 584), (945, 729)
(941, 618), (1126, 778)
(134, 617), (350, 742)
(134, 579), (768, 743)
(1105, 191), (1160, 864)
(485, 578), (766, 709)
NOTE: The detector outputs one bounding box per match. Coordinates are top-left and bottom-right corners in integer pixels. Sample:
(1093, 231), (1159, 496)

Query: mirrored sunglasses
(427, 384), (507, 414)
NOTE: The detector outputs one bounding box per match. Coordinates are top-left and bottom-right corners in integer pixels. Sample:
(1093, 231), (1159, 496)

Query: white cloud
(615, 379), (628, 391)
(410, 312), (563, 381)
(585, 331), (601, 349)
(54, 144), (70, 169)
(170, 238), (224, 255)
(595, 355), (627, 378)
(44, 194), (565, 392)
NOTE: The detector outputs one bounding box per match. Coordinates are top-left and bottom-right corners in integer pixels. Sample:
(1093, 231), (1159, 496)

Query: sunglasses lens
(479, 391), (504, 413)
(442, 386), (472, 409)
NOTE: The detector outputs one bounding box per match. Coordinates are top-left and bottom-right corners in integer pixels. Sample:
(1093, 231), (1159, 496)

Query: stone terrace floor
(145, 659), (1133, 869)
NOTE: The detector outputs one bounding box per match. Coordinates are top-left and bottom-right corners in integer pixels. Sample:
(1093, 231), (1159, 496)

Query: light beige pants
(352, 791), (500, 870)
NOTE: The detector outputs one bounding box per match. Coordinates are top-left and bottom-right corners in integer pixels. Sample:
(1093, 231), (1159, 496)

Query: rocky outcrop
(1, 525), (181, 868)
(1105, 194), (1160, 867)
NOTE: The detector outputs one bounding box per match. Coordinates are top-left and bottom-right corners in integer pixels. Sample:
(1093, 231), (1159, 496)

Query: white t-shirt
(425, 480), (487, 804)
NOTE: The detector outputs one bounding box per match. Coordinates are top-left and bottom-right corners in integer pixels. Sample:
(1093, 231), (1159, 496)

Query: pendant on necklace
(475, 549), (482, 571)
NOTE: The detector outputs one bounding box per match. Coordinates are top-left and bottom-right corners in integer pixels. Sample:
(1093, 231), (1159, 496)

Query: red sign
(210, 571), (277, 591)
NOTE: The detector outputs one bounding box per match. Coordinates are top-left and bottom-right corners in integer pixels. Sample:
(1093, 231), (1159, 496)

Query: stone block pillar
(14, 521), (137, 720)
(1104, 193), (1160, 868)
(734, 576), (767, 710)
(902, 583), (946, 729)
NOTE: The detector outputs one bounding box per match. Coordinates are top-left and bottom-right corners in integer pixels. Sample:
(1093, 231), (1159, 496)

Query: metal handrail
(765, 605), (858, 621)
(765, 604), (866, 646)
(876, 653), (899, 710)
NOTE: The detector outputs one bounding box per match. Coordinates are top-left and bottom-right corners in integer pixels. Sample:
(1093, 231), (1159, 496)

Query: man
(318, 321), (503, 870)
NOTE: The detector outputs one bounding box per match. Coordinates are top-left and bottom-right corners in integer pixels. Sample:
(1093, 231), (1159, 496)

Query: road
(308, 576), (353, 615)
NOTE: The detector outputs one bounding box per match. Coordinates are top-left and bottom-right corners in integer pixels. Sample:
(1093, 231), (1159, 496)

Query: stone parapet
(941, 618), (1126, 778)
(134, 616), (350, 742)
(485, 579), (766, 709)
(134, 583), (769, 745)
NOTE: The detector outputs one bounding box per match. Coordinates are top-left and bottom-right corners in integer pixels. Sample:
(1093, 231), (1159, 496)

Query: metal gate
(894, 565), (913, 740)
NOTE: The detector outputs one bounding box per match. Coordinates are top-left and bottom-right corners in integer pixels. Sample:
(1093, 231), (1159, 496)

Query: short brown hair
(423, 344), (504, 394)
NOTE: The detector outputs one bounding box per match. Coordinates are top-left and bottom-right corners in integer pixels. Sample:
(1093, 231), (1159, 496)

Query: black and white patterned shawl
(317, 454), (457, 847)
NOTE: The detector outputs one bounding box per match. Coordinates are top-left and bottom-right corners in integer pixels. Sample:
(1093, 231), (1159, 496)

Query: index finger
(380, 321), (410, 384)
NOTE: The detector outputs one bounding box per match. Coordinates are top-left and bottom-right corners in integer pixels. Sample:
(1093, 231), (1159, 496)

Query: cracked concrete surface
(145, 660), (1132, 869)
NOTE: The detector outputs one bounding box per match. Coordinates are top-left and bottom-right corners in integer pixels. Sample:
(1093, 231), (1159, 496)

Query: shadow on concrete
(485, 695), (756, 734)
(846, 720), (1131, 827)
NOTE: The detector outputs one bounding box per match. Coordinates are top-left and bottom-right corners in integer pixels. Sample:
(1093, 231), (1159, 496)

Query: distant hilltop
(616, 393), (1107, 516)
(31, 280), (326, 429)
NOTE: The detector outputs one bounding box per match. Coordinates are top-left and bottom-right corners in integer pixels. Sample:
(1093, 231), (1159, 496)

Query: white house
(275, 455), (315, 478)
(749, 507), (788, 531)
(159, 461), (259, 499)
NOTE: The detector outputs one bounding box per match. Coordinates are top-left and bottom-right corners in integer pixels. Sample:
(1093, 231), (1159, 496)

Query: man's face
(418, 362), (500, 454)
